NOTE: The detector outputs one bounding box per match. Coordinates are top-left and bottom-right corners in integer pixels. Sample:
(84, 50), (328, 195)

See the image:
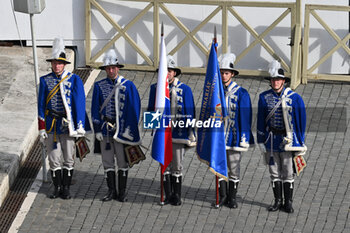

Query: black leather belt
(103, 116), (116, 124)
(47, 109), (66, 118)
(269, 126), (286, 135)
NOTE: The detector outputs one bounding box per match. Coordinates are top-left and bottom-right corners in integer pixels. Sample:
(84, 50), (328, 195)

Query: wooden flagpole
(160, 22), (165, 206)
(160, 169), (164, 205)
(213, 26), (219, 208)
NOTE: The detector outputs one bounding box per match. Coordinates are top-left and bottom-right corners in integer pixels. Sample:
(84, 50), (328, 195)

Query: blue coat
(91, 76), (141, 145)
(38, 71), (90, 136)
(257, 87), (307, 153)
(147, 78), (196, 146)
(224, 81), (254, 151)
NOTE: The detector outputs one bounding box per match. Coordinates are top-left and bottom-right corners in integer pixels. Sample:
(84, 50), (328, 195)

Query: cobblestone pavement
(17, 70), (349, 233)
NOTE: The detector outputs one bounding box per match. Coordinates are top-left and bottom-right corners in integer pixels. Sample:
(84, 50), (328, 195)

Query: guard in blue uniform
(257, 60), (307, 213)
(218, 53), (254, 208)
(147, 55), (196, 206)
(91, 49), (141, 202)
(38, 38), (89, 199)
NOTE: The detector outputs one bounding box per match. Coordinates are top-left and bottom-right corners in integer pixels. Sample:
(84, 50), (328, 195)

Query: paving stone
(7, 70), (348, 233)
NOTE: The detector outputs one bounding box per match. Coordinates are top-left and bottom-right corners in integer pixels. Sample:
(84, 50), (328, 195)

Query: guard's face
(105, 66), (119, 80)
(270, 78), (285, 93)
(167, 69), (176, 84)
(51, 60), (66, 76)
(220, 70), (234, 87)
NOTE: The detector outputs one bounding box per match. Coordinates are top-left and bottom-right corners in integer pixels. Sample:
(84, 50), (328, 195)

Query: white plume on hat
(166, 55), (181, 77)
(219, 53), (236, 70)
(167, 55), (177, 69)
(103, 49), (119, 66)
(268, 60), (282, 77)
(218, 53), (239, 75)
(52, 37), (65, 59)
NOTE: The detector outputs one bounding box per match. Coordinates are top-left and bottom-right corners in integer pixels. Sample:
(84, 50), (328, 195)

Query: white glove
(76, 125), (86, 137)
(95, 132), (103, 141)
(39, 129), (48, 143)
(283, 136), (292, 145)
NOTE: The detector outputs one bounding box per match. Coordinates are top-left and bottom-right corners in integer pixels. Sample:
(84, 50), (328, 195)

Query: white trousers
(100, 137), (128, 171)
(45, 134), (75, 171)
(165, 143), (185, 176)
(227, 150), (241, 181)
(265, 151), (294, 182)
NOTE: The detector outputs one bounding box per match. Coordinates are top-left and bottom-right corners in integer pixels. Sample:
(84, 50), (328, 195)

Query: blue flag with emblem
(196, 42), (228, 180)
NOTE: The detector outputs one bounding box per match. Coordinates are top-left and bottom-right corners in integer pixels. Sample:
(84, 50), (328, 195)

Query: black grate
(0, 138), (42, 233)
(75, 68), (92, 84)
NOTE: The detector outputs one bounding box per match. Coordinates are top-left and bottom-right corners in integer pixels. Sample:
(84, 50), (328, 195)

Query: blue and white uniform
(38, 70), (89, 170)
(257, 87), (307, 182)
(91, 75), (141, 171)
(258, 60), (306, 213)
(38, 71), (88, 136)
(224, 81), (254, 182)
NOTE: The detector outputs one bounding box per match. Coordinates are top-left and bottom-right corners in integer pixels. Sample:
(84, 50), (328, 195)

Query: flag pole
(213, 26), (220, 209)
(160, 22), (165, 206)
(160, 169), (164, 205)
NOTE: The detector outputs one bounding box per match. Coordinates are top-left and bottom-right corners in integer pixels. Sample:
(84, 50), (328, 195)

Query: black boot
(118, 170), (128, 202)
(227, 181), (238, 208)
(283, 182), (294, 213)
(61, 168), (73, 199)
(163, 174), (172, 205)
(50, 169), (62, 199)
(268, 181), (283, 211)
(171, 175), (182, 206)
(219, 180), (227, 207)
(101, 171), (117, 201)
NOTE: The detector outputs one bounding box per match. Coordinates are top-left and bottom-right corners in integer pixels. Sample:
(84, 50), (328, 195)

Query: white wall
(2, 0), (86, 65)
(1, 0), (349, 74)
